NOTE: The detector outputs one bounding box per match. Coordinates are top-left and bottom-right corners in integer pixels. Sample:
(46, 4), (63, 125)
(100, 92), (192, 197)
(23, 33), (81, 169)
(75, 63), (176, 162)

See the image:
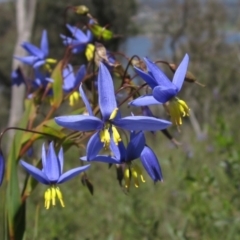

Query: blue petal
(44, 142), (61, 182)
(86, 132), (104, 160)
(55, 115), (103, 131)
(110, 139), (121, 159)
(15, 56), (38, 66)
(62, 64), (75, 91)
(58, 147), (64, 174)
(98, 62), (117, 120)
(152, 86), (178, 103)
(129, 95), (160, 106)
(134, 66), (157, 89)
(79, 84), (93, 116)
(126, 131), (145, 161)
(86, 30), (93, 42)
(140, 146), (163, 182)
(21, 42), (44, 59)
(20, 160), (49, 185)
(144, 58), (174, 88)
(33, 60), (46, 69)
(172, 54), (189, 91)
(66, 24), (88, 42)
(0, 151), (5, 186)
(41, 144), (47, 172)
(113, 116), (172, 131)
(57, 164), (90, 184)
(11, 68), (25, 86)
(40, 30), (49, 58)
(81, 155), (120, 164)
(75, 65), (86, 87)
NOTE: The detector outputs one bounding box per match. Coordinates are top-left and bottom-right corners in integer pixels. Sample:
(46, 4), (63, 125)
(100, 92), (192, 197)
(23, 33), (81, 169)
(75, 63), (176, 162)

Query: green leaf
(51, 60), (63, 108)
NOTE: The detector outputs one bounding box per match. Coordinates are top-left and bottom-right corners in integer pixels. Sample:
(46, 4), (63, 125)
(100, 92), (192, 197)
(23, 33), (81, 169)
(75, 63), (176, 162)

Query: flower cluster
(0, 5), (195, 215)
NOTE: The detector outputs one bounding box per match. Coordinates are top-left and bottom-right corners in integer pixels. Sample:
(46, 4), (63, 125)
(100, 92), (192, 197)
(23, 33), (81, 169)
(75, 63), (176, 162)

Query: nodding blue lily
(62, 64), (86, 106)
(129, 54), (190, 126)
(15, 30), (56, 69)
(140, 145), (163, 182)
(81, 131), (147, 189)
(60, 24), (93, 55)
(0, 151), (5, 186)
(55, 63), (171, 155)
(20, 142), (90, 209)
(11, 68), (25, 86)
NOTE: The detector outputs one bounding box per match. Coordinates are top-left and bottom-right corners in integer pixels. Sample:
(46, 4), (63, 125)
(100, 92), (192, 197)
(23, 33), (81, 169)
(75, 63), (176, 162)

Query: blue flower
(62, 64), (86, 106)
(140, 145), (163, 182)
(60, 24), (93, 54)
(82, 131), (146, 189)
(20, 142), (90, 209)
(55, 63), (171, 155)
(130, 54), (190, 126)
(15, 30), (56, 69)
(0, 151), (5, 186)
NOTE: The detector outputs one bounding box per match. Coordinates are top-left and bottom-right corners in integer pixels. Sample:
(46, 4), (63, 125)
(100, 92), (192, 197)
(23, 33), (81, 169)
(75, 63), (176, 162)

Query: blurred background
(1, 0), (240, 239)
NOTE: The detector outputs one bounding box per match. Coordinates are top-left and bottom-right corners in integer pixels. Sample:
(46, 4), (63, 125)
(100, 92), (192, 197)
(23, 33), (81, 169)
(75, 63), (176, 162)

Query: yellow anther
(109, 108), (119, 120)
(85, 44), (95, 62)
(124, 168), (131, 189)
(167, 98), (190, 126)
(124, 164), (145, 189)
(44, 186), (65, 209)
(112, 126), (121, 145)
(69, 91), (80, 106)
(46, 58), (57, 64)
(56, 187), (65, 208)
(51, 187), (56, 206)
(100, 128), (111, 148)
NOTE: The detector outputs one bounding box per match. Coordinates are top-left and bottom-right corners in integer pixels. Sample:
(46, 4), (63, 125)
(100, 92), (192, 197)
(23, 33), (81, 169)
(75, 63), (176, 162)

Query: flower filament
(44, 186), (65, 209)
(124, 163), (146, 189)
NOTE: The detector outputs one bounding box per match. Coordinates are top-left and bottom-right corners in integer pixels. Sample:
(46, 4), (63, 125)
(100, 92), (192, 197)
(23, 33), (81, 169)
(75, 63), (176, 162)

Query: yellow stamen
(124, 168), (131, 189)
(69, 91), (80, 106)
(44, 186), (65, 209)
(112, 126), (121, 145)
(109, 108), (118, 120)
(100, 127), (111, 148)
(85, 44), (95, 62)
(167, 98), (190, 126)
(44, 58), (57, 72)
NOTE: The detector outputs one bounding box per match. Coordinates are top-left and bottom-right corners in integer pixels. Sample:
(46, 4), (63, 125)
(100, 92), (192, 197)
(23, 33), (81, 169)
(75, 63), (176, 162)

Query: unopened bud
(74, 5), (89, 15)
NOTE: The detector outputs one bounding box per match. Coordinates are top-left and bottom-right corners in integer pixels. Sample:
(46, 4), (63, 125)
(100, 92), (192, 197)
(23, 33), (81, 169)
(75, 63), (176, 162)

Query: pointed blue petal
(75, 65), (86, 87)
(0, 151), (5, 186)
(58, 147), (64, 174)
(20, 160), (49, 185)
(57, 164), (90, 184)
(98, 62), (117, 120)
(152, 86), (178, 103)
(40, 30), (49, 58)
(66, 24), (88, 42)
(140, 146), (163, 182)
(21, 42), (44, 59)
(62, 64), (75, 91)
(110, 139), (120, 159)
(172, 54), (189, 91)
(55, 115), (103, 131)
(129, 95), (160, 106)
(113, 116), (172, 131)
(44, 142), (61, 182)
(81, 155), (120, 164)
(41, 144), (47, 172)
(33, 60), (46, 69)
(126, 131), (145, 161)
(15, 56), (38, 65)
(86, 132), (104, 160)
(86, 30), (93, 42)
(79, 84), (93, 116)
(144, 58), (173, 88)
(134, 66), (157, 89)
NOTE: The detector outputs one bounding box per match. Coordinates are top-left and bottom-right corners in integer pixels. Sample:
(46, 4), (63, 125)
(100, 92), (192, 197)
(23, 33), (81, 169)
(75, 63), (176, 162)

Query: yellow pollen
(112, 126), (121, 145)
(44, 186), (65, 209)
(85, 44), (95, 62)
(109, 108), (119, 120)
(100, 128), (111, 148)
(124, 164), (145, 189)
(167, 98), (190, 126)
(69, 91), (80, 106)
